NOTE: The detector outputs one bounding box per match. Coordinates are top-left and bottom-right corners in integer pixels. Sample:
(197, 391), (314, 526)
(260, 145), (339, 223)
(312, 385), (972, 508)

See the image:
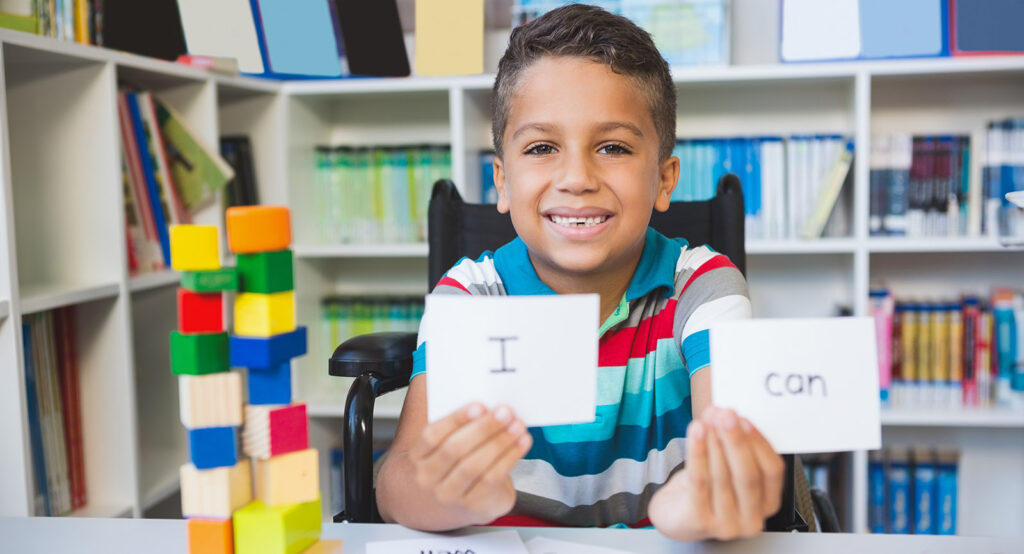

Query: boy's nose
(555, 151), (599, 195)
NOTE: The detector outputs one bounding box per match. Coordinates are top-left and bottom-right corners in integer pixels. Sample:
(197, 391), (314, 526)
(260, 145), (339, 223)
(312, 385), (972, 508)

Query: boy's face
(493, 56), (678, 279)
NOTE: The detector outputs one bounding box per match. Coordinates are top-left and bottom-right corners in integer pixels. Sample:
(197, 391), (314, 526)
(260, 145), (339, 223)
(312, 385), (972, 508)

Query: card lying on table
(422, 294), (598, 427)
(710, 317), (881, 454)
(366, 529), (528, 554)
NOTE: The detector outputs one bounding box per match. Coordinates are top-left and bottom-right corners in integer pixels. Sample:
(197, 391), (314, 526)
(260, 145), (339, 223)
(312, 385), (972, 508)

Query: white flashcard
(366, 530), (529, 554)
(423, 294), (598, 427)
(710, 317), (881, 454)
(525, 536), (638, 554)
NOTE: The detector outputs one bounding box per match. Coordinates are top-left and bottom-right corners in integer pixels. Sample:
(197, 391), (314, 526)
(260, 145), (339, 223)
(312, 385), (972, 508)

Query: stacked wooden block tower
(170, 206), (341, 554)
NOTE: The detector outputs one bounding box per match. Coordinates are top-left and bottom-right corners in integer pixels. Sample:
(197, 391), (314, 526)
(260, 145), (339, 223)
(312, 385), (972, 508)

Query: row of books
(312, 145), (451, 245)
(298, 297), (426, 404)
(28, 0), (99, 45)
(870, 134), (971, 238)
(869, 288), (1024, 410)
(983, 118), (1024, 239)
(22, 308), (85, 516)
(481, 134), (854, 241)
(869, 447), (959, 535)
(220, 136), (261, 209)
(117, 89), (233, 275)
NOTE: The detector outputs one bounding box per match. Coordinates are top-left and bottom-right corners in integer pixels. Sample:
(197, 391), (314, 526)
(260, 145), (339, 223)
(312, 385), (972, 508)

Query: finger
(410, 402), (485, 459)
(685, 420), (712, 510)
(714, 410), (764, 536)
(740, 417), (785, 516)
(463, 428), (533, 509)
(417, 405), (515, 486)
(437, 418), (528, 499)
(706, 426), (741, 539)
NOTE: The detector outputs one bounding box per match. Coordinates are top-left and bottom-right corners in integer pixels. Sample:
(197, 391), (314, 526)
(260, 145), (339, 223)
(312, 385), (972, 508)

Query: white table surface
(1, 517), (1020, 553)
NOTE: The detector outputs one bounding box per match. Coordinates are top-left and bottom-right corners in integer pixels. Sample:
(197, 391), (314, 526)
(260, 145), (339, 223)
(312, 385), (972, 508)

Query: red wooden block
(178, 288), (224, 333)
(243, 403), (308, 459)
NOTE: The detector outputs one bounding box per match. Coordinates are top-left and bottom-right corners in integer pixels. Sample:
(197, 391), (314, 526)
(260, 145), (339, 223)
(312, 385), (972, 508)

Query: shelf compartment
(882, 409), (1024, 428)
(293, 243), (429, 259)
(128, 271), (180, 293)
(20, 282), (121, 315)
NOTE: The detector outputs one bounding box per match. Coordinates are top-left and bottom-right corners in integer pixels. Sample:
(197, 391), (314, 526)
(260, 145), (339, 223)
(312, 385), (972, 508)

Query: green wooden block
(170, 331), (229, 375)
(181, 268), (239, 292)
(237, 249), (293, 294)
(233, 497), (321, 554)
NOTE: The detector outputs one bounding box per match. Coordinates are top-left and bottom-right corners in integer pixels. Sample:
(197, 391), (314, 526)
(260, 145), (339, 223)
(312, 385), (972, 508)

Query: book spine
(935, 454), (958, 535)
(886, 134), (911, 236)
(125, 92), (171, 266)
(962, 298), (980, 407)
(912, 450), (937, 535)
(888, 450), (912, 534)
(22, 321), (49, 516)
(868, 452), (887, 533)
(141, 93), (189, 225)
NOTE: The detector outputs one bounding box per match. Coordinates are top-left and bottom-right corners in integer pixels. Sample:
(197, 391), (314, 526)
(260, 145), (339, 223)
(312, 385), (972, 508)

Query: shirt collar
(492, 227), (684, 300)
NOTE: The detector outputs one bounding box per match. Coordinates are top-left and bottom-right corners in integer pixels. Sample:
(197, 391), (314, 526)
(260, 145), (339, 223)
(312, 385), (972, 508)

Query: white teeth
(550, 215), (608, 227)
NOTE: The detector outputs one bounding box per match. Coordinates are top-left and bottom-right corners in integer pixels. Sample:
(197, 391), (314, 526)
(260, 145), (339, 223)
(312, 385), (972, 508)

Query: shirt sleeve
(673, 251), (752, 378)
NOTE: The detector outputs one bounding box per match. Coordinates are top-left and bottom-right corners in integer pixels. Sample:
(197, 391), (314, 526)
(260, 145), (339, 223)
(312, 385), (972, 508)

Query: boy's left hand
(648, 406), (784, 542)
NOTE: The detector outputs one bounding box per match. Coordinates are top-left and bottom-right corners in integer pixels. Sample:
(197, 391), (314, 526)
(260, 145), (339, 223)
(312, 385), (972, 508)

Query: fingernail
(740, 418), (753, 434)
(689, 421), (706, 440)
(519, 434), (532, 448)
(494, 405), (512, 423)
(717, 409), (737, 430)
(508, 420), (525, 435)
(467, 404), (484, 419)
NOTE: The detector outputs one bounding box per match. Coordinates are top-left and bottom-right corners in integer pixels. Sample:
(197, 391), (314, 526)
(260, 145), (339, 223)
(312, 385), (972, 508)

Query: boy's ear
(493, 155), (510, 214)
(654, 155), (680, 212)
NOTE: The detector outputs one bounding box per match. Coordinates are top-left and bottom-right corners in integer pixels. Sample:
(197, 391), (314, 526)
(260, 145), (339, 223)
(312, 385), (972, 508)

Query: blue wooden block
(248, 362), (292, 405)
(230, 327), (307, 369)
(187, 427), (238, 469)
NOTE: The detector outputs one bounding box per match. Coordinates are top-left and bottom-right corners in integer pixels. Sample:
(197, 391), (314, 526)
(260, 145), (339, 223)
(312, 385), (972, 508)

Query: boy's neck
(527, 247), (644, 324)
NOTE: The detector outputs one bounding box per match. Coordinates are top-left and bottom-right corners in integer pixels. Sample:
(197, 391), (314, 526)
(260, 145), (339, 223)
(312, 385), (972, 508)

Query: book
(220, 135), (260, 209)
(138, 92), (189, 226)
(153, 97), (234, 212)
(22, 322), (49, 516)
(125, 91), (172, 265)
(800, 140), (854, 239)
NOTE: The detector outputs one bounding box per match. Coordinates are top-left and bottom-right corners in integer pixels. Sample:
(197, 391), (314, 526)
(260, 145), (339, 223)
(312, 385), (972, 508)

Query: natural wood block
(253, 448), (319, 507)
(226, 206), (291, 254)
(302, 540), (343, 554)
(242, 404), (308, 460)
(237, 249), (293, 294)
(180, 460), (251, 519)
(187, 517), (234, 554)
(180, 372), (244, 428)
(171, 225), (221, 271)
(171, 331), (230, 376)
(178, 288), (224, 333)
(234, 291), (296, 337)
(182, 268), (239, 292)
(232, 497), (321, 554)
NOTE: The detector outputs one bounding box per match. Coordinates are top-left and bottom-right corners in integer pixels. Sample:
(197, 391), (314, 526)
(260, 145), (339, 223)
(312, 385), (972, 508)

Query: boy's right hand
(408, 403), (533, 525)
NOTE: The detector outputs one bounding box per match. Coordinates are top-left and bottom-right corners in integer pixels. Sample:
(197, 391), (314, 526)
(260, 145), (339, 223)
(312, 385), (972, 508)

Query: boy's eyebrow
(594, 121), (644, 138)
(510, 121), (644, 141)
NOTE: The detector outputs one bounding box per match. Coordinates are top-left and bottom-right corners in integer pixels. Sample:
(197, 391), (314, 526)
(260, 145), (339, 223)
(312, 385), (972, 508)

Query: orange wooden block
(302, 539), (344, 554)
(187, 517), (234, 554)
(226, 206), (291, 254)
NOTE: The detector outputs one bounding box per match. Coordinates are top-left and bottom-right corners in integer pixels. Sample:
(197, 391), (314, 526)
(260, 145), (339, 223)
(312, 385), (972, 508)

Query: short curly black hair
(492, 3), (676, 161)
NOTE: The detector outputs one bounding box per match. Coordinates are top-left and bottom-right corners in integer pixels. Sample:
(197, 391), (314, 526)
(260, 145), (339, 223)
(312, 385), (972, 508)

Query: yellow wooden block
(171, 225), (221, 271)
(415, 0), (483, 76)
(254, 448), (319, 507)
(233, 498), (321, 554)
(302, 539), (343, 554)
(234, 291), (296, 337)
(180, 460), (251, 518)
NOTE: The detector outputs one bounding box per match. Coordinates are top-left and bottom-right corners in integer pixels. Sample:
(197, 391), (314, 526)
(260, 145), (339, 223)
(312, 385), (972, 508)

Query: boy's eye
(599, 143), (631, 155)
(525, 144), (555, 156)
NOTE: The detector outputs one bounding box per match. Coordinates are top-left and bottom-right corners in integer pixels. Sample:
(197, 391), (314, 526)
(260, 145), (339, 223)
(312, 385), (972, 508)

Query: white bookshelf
(0, 25), (1019, 539)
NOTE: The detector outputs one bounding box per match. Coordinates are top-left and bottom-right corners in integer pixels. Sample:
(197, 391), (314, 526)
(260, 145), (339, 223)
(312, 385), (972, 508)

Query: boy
(377, 4), (784, 541)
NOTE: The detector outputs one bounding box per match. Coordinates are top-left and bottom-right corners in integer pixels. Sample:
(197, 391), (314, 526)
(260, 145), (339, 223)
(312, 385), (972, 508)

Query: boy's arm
(690, 367), (711, 419)
(376, 375), (532, 530)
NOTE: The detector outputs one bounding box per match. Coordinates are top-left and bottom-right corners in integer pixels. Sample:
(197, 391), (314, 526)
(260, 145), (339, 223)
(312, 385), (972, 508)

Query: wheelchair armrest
(329, 332), (418, 395)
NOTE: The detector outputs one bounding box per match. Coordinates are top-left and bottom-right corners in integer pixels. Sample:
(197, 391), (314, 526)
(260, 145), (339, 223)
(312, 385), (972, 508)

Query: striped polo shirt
(409, 227), (751, 527)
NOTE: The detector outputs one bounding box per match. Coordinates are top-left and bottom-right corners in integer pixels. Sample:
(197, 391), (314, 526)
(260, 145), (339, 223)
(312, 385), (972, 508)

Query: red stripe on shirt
(599, 299), (677, 366)
(680, 254), (734, 294)
(436, 275), (470, 293)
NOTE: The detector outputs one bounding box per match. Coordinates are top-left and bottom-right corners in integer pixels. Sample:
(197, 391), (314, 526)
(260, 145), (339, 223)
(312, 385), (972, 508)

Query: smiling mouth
(548, 215), (611, 228)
